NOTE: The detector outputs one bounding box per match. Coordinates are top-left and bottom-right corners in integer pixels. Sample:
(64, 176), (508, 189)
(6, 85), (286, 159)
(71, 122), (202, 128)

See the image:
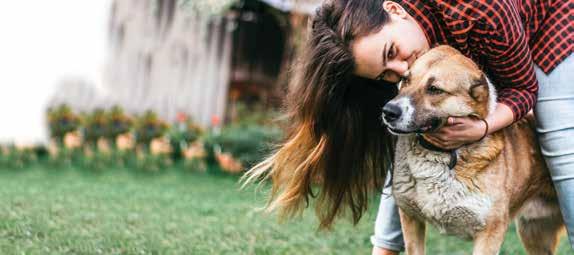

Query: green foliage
(81, 108), (108, 145)
(42, 104), (283, 174)
(231, 102), (282, 127)
(0, 145), (38, 169)
(134, 111), (170, 147)
(46, 104), (81, 143)
(45, 145), (83, 169)
(207, 124), (282, 169)
(107, 105), (133, 141)
(169, 116), (205, 162)
(169, 118), (204, 145)
(203, 103), (283, 169)
(134, 152), (173, 172)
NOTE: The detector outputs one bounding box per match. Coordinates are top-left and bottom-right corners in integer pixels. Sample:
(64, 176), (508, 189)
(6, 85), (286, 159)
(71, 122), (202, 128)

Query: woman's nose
(387, 60), (409, 75)
(383, 60), (409, 82)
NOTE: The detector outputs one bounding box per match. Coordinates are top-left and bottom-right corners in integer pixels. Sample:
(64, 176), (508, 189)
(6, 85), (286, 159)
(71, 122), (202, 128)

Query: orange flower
(150, 137), (172, 155)
(215, 151), (243, 173)
(183, 141), (206, 160)
(64, 131), (82, 149)
(116, 133), (135, 151)
(97, 138), (111, 154)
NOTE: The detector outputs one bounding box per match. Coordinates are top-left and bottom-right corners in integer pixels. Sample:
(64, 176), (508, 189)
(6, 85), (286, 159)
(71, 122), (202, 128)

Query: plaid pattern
(397, 0), (573, 121)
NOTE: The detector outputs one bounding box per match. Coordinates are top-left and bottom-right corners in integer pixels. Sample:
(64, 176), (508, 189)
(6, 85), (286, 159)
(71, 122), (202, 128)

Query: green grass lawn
(0, 164), (570, 254)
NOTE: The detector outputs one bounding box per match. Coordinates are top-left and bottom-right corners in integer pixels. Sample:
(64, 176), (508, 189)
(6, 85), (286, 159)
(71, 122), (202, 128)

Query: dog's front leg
(399, 209), (426, 255)
(472, 218), (509, 255)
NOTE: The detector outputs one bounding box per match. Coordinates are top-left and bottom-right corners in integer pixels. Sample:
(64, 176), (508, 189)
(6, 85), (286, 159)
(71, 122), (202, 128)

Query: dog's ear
(470, 74), (488, 103)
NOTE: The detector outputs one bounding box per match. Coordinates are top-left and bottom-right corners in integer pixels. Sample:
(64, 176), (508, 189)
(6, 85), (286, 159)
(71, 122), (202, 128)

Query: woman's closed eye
(376, 45), (397, 81)
(375, 43), (401, 81)
(387, 43), (396, 59)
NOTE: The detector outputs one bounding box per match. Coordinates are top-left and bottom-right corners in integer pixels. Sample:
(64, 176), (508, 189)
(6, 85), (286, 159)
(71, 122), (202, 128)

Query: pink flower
(176, 112), (188, 123)
(211, 115), (220, 127)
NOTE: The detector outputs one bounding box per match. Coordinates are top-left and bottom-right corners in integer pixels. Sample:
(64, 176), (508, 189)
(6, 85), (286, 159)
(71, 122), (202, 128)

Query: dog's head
(382, 46), (495, 135)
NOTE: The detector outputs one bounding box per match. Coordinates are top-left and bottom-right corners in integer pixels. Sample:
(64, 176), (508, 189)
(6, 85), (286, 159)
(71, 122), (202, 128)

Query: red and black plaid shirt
(397, 0), (573, 121)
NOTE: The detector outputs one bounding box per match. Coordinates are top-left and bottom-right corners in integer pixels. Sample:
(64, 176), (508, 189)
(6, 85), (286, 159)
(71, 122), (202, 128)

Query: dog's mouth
(387, 117), (444, 135)
(387, 127), (411, 134)
(421, 117), (445, 132)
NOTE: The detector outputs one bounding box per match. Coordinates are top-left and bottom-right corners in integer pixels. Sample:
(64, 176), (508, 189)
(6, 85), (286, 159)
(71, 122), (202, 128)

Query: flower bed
(19, 104), (284, 174)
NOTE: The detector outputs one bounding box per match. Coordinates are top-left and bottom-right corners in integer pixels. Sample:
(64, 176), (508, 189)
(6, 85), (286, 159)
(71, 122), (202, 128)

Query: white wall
(0, 0), (111, 144)
(106, 1), (234, 127)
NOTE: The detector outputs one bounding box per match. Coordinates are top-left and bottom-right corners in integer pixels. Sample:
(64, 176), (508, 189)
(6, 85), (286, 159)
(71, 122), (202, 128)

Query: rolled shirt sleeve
(481, 14), (539, 121)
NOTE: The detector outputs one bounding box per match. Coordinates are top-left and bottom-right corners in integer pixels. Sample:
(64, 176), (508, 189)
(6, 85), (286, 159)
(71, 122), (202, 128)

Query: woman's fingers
(422, 134), (447, 147)
(419, 116), (486, 150)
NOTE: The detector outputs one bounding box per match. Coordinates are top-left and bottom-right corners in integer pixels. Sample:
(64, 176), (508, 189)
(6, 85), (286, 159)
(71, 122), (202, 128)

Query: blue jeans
(371, 174), (404, 251)
(372, 54), (574, 251)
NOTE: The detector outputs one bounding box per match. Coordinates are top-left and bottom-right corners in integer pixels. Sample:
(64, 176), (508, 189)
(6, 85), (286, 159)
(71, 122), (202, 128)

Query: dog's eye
(427, 85), (444, 95)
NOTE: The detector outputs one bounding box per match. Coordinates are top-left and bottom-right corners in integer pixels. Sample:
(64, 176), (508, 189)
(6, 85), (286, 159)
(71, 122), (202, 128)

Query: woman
(242, 0), (573, 253)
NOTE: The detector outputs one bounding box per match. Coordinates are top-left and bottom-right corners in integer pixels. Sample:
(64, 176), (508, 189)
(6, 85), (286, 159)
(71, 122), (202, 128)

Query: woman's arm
(424, 1), (538, 149)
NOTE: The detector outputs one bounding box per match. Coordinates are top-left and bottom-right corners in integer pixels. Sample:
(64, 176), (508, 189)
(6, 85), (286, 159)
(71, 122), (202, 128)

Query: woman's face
(352, 1), (430, 83)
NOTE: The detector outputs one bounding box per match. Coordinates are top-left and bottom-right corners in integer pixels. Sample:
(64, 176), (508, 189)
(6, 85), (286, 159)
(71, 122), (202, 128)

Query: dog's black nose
(383, 103), (402, 122)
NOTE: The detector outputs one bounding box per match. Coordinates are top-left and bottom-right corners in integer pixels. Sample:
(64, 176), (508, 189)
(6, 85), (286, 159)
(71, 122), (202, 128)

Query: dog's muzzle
(383, 101), (445, 134)
(382, 103), (402, 124)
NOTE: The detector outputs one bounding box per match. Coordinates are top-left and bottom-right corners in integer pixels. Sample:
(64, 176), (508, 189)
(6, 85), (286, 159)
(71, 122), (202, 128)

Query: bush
(134, 111), (169, 148)
(107, 106), (133, 143)
(0, 145), (38, 169)
(46, 104), (81, 144)
(81, 108), (108, 146)
(169, 113), (204, 162)
(230, 102), (281, 127)
(41, 104), (284, 174)
(207, 124), (282, 170)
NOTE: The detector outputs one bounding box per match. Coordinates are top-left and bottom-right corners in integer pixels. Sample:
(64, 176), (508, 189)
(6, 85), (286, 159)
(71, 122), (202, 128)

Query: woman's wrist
(484, 103), (514, 135)
(476, 118), (489, 141)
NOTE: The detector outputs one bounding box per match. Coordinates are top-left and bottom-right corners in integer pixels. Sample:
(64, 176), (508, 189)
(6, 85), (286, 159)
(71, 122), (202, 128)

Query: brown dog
(381, 46), (565, 255)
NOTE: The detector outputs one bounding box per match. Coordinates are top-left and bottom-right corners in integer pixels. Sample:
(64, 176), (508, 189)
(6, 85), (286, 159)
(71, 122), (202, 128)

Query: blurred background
(0, 1), (110, 144)
(1, 0), (316, 145)
(0, 0), (569, 254)
(0, 0), (322, 178)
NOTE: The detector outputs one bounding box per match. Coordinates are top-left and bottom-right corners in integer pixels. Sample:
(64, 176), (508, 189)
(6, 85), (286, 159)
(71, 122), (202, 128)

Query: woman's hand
(422, 116), (487, 150)
(423, 103), (516, 150)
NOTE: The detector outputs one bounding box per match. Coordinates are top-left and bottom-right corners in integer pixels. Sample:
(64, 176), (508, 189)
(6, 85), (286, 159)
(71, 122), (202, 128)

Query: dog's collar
(416, 134), (458, 170)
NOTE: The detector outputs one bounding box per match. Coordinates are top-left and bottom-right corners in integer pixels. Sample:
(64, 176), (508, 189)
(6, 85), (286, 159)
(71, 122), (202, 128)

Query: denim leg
(534, 54), (574, 249)
(371, 174), (404, 252)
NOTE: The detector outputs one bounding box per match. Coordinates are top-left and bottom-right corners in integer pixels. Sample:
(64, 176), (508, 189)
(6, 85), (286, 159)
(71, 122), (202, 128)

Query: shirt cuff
(371, 235), (404, 252)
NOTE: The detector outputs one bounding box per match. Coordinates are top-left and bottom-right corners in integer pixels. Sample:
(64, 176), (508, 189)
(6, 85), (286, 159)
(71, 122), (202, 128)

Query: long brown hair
(241, 0), (397, 229)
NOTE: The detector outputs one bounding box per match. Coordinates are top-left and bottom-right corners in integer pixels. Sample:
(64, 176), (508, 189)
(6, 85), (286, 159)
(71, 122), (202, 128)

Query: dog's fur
(382, 46), (565, 255)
